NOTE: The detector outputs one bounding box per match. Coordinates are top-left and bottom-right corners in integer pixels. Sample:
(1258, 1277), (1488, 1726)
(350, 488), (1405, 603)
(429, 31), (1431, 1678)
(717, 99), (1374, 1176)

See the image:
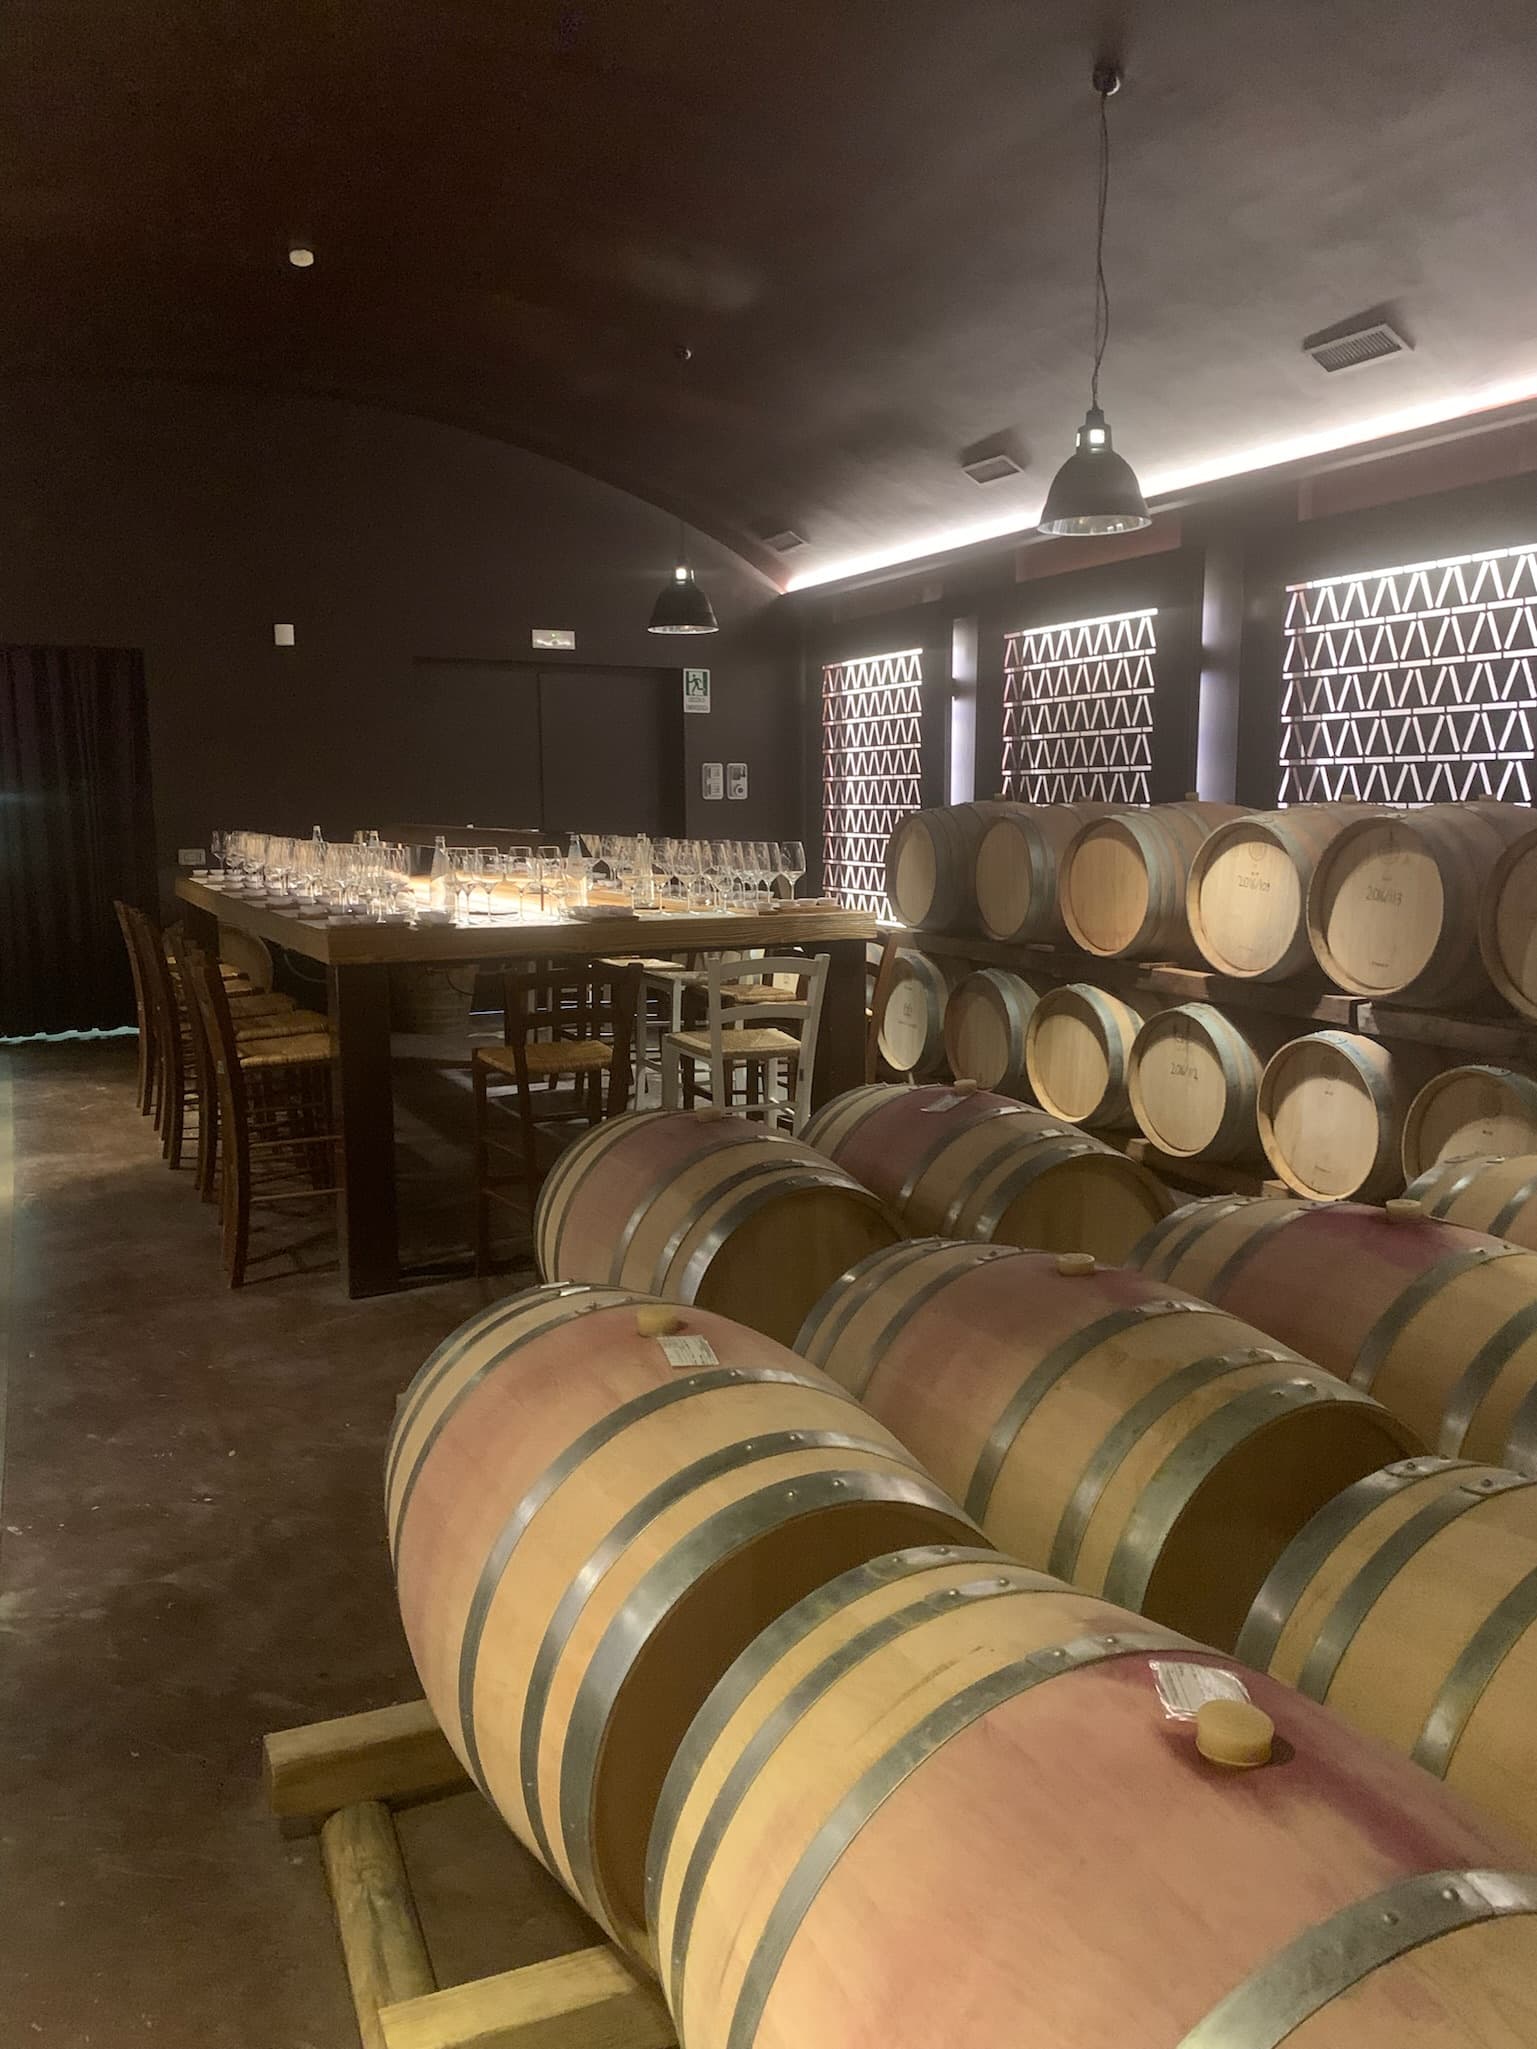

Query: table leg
(814, 938), (866, 1108)
(329, 963), (400, 1297)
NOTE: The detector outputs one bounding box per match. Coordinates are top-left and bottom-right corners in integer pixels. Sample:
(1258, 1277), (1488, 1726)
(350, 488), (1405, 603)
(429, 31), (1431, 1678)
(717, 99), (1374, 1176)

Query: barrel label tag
(657, 1333), (719, 1368)
(920, 1090), (970, 1113)
(1152, 1660), (1251, 1720)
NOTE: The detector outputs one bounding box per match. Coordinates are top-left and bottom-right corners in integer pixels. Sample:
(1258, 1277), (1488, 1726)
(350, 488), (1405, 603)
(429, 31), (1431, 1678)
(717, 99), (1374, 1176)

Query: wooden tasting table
(176, 878), (875, 1297)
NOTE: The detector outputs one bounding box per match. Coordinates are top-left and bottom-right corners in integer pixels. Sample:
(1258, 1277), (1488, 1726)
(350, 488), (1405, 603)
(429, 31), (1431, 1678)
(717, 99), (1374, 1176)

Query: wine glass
(778, 841), (807, 898)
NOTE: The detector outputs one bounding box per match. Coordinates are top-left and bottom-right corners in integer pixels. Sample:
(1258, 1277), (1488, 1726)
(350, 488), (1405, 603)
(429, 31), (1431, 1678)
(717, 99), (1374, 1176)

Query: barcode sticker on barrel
(658, 1334), (719, 1368)
(1151, 1661), (1251, 1721)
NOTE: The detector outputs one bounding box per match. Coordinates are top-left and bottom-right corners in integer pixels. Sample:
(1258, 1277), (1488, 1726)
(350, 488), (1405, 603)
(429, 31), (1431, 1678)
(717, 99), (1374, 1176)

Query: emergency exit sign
(683, 667), (711, 714)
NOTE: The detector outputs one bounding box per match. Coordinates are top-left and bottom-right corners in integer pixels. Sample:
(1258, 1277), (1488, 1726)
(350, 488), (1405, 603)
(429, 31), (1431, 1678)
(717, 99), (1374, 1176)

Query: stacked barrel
(874, 797), (1537, 1208)
(391, 1248), (1537, 2049)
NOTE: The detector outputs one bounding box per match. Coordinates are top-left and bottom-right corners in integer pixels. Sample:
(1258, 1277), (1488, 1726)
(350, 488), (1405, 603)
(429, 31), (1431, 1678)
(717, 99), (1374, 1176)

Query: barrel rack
(867, 925), (1537, 1200)
(262, 1698), (673, 2049)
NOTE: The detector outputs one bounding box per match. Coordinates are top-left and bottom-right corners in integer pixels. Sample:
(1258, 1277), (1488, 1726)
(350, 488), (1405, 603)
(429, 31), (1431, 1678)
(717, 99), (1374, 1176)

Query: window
(1002, 607), (1156, 803)
(1281, 543), (1537, 803)
(821, 648), (924, 914)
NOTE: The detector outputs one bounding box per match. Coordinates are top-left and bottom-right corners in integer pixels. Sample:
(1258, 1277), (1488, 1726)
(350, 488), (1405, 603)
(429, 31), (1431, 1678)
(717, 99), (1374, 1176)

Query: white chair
(661, 954), (828, 1133)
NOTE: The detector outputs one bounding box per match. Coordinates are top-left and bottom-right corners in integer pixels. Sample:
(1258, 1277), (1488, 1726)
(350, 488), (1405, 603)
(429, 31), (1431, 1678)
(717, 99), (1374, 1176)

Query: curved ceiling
(4, 0), (1535, 586)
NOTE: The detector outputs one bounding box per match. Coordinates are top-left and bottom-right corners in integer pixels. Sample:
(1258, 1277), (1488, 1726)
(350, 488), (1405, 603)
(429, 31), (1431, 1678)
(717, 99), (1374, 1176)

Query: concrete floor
(0, 1040), (595, 2049)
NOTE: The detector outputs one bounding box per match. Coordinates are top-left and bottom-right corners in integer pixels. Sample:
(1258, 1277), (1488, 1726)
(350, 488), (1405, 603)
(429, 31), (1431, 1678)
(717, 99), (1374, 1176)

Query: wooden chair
(185, 946), (340, 1287)
(473, 961), (641, 1272)
(129, 906), (324, 1175)
(661, 954), (828, 1133)
(113, 899), (159, 1116)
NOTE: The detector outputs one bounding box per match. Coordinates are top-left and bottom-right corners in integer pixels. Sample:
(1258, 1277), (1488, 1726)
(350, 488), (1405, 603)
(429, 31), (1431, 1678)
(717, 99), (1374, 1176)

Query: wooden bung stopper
(1385, 1197), (1425, 1225)
(951, 1077), (981, 1094)
(1195, 1698), (1274, 1770)
(1056, 1252), (1097, 1278)
(693, 1106), (736, 1123)
(635, 1306), (683, 1338)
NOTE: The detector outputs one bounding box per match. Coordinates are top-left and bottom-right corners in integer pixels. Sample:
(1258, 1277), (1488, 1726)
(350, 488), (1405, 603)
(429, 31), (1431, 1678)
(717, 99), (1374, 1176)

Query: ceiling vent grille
(763, 527), (808, 552)
(1303, 318), (1411, 375)
(962, 451), (1025, 485)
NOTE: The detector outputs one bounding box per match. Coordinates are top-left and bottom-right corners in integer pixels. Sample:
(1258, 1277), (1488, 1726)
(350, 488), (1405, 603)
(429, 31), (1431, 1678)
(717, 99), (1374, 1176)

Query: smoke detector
(1303, 314), (1411, 375)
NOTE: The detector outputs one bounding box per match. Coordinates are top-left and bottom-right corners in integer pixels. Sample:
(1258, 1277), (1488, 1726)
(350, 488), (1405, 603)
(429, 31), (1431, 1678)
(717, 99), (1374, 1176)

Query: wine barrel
(533, 1110), (900, 1345)
(796, 1238), (1418, 1649)
(1480, 823), (1537, 1020)
(1402, 1065), (1537, 1180)
(1257, 1030), (1440, 1200)
(1407, 1153), (1537, 1250)
(1239, 1454), (1537, 1854)
(1184, 805), (1376, 982)
(1127, 1003), (1287, 1162)
(973, 801), (1106, 943)
(1129, 1194), (1537, 1472)
(940, 967), (1048, 1096)
(1024, 982), (1153, 1128)
(884, 802), (1007, 933)
(1058, 801), (1245, 964)
(801, 1081), (1170, 1262)
(650, 1546), (1537, 2049)
(1308, 803), (1530, 1005)
(873, 950), (957, 1077)
(387, 1285), (979, 1954)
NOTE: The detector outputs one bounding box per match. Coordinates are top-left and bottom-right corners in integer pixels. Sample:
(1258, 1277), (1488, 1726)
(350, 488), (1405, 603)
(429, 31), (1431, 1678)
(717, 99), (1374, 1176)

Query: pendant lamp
(648, 345), (720, 635)
(1039, 64), (1151, 538)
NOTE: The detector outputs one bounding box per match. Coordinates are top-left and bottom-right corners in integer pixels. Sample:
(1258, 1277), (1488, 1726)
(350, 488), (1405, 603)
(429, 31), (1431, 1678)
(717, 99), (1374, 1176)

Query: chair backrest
(183, 941), (252, 1150)
(123, 905), (182, 1061)
(701, 953), (829, 1134)
(504, 960), (642, 1109)
(165, 924), (217, 1115)
(113, 899), (153, 1034)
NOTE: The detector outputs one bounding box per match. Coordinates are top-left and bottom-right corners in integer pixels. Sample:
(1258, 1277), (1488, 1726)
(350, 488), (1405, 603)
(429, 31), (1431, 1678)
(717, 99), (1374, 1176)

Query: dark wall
(0, 377), (800, 883)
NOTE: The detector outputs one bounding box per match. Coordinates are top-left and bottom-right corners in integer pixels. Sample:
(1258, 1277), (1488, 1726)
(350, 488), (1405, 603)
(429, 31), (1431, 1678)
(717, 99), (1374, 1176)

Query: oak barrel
(1239, 1454), (1537, 1853)
(1308, 802), (1530, 1005)
(1407, 1152), (1537, 1251)
(940, 967), (1048, 1096)
(795, 1238), (1417, 1649)
(649, 1545), (1537, 2049)
(1480, 823), (1537, 1019)
(973, 800), (1105, 943)
(1024, 981), (1153, 1128)
(884, 802), (1007, 933)
(801, 1081), (1170, 1262)
(1185, 806), (1372, 982)
(1058, 801), (1245, 964)
(533, 1110), (900, 1345)
(1129, 1194), (1537, 1472)
(1128, 1002), (1288, 1162)
(1403, 1065), (1537, 1180)
(872, 949), (958, 1077)
(387, 1285), (978, 1953)
(1257, 1029), (1440, 1200)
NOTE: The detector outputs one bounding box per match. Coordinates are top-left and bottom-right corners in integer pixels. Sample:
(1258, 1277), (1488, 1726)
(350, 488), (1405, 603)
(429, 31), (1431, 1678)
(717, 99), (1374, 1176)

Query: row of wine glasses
(205, 829), (810, 924)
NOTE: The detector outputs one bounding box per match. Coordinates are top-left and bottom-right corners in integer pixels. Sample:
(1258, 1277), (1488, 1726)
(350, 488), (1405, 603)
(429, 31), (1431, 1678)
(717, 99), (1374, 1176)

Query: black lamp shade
(1038, 406), (1151, 537)
(648, 565), (719, 635)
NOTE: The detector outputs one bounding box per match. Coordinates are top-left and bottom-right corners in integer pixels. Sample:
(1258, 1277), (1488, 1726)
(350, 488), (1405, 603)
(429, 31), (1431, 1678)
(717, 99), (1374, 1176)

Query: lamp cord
(1090, 85), (1111, 412)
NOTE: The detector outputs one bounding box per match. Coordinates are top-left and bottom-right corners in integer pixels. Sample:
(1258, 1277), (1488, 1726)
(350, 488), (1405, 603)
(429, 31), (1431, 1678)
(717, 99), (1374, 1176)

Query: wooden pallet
(263, 1699), (674, 2049)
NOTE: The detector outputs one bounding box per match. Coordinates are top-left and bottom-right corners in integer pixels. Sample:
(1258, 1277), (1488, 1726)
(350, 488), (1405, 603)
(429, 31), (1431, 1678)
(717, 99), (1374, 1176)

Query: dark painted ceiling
(4, 1), (1535, 586)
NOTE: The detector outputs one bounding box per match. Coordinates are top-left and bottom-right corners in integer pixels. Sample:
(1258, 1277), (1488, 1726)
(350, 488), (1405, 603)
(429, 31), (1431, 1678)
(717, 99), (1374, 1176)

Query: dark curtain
(0, 646), (158, 1036)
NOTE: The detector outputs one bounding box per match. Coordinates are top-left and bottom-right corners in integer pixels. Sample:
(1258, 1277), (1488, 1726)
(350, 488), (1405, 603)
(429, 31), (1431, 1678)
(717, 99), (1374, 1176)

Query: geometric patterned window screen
(1001, 607), (1156, 803)
(821, 647), (924, 914)
(1280, 542), (1537, 803)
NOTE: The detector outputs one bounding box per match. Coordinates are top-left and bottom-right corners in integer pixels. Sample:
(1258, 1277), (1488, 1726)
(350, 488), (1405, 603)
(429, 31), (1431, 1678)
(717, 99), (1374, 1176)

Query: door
(537, 667), (683, 841)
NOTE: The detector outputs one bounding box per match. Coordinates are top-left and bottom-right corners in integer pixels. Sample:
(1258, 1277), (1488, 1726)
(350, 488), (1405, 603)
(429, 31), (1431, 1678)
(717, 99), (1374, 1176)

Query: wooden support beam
(264, 1699), (468, 1830)
(379, 1946), (675, 2049)
(322, 1800), (438, 2049)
